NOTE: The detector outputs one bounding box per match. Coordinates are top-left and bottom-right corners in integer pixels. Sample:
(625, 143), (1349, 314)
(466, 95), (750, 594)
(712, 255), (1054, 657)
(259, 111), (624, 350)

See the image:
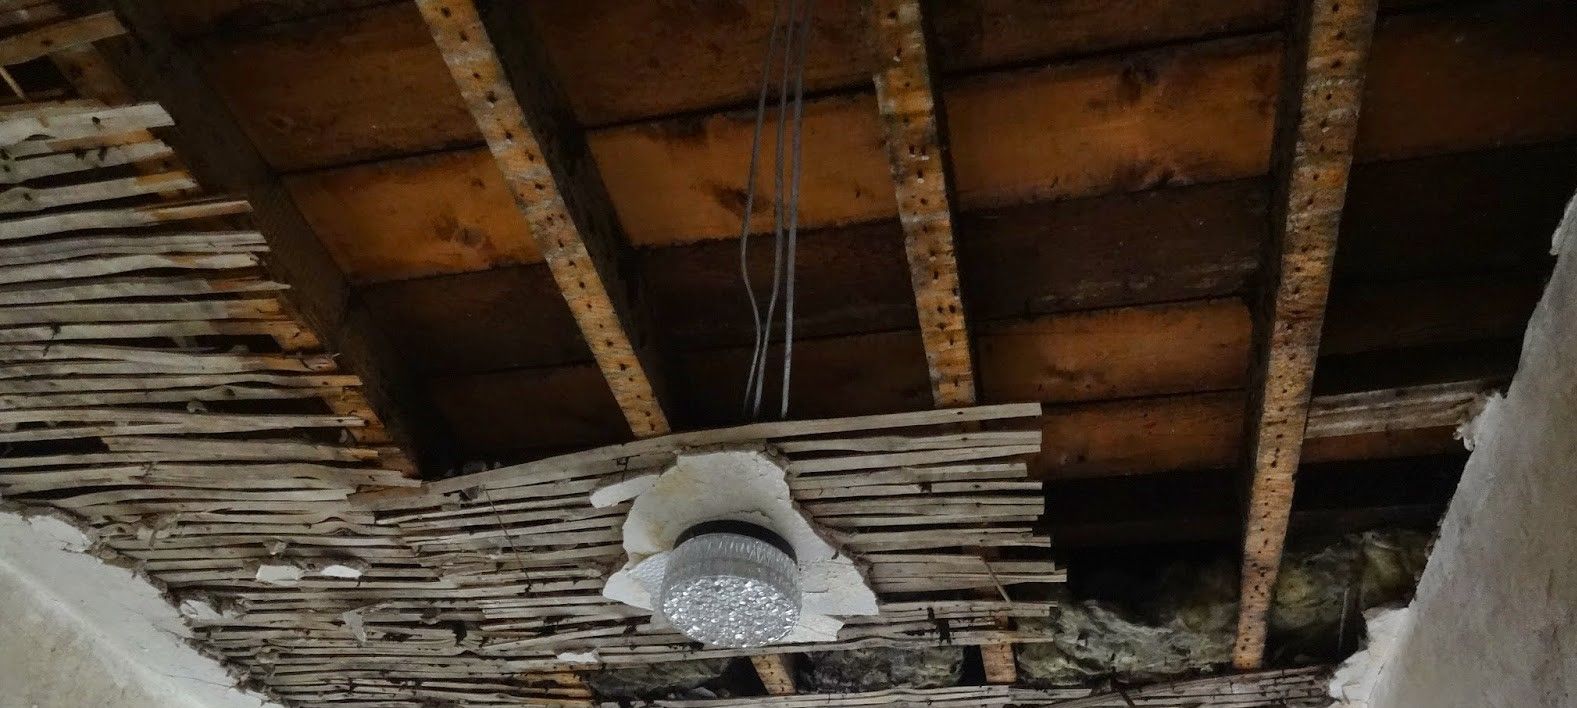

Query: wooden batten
(415, 0), (671, 438)
(1234, 0), (1379, 670)
(751, 653), (797, 696)
(871, 0), (976, 408)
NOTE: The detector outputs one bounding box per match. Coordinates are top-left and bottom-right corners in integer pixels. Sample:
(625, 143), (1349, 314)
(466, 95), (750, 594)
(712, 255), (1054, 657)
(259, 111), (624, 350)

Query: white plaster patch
(320, 562), (366, 579)
(0, 510), (276, 707)
(1551, 188), (1577, 255)
(601, 449), (878, 643)
(1328, 605), (1414, 707)
(254, 563), (304, 585)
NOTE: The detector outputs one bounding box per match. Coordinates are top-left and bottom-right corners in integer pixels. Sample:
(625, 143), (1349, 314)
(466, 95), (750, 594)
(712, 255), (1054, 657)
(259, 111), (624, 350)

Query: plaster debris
(341, 609), (368, 644)
(602, 449), (878, 643)
(1328, 606), (1414, 707)
(0, 510), (276, 707)
(1455, 390), (1505, 451)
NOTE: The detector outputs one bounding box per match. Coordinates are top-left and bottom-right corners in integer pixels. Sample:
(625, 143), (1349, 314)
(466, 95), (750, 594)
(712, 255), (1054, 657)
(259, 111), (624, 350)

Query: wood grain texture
(1234, 0), (1378, 670)
(872, 0), (976, 408)
(977, 299), (1250, 404)
(209, 4), (1577, 275)
(285, 147), (539, 283)
(415, 0), (670, 438)
(751, 653), (797, 696)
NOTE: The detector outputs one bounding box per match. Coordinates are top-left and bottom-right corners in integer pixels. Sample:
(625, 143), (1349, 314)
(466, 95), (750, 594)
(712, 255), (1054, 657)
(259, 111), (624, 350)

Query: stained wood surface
(194, 2), (1577, 279)
(285, 148), (539, 283)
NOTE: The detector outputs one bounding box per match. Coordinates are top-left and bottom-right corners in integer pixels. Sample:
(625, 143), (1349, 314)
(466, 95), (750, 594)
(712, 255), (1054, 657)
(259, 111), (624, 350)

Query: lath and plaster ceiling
(1, 0), (1575, 704)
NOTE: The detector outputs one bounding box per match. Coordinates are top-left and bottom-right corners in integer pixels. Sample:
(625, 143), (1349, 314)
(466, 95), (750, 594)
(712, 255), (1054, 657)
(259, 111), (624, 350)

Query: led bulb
(658, 531), (801, 648)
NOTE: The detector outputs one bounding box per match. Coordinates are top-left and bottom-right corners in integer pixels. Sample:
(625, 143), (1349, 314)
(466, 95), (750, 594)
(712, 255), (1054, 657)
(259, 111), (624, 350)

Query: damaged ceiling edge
(0, 509), (278, 708)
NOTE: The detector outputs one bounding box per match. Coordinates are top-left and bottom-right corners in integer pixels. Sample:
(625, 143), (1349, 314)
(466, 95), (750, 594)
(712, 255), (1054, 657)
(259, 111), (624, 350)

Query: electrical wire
(739, 0), (786, 416)
(752, 0), (797, 418)
(740, 0), (813, 420)
(780, 0), (812, 419)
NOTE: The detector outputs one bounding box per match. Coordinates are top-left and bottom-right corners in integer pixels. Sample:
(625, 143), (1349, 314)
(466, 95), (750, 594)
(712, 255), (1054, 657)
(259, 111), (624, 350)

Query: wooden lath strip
(0, 9), (122, 66)
(871, 0), (976, 408)
(1234, 0), (1379, 670)
(0, 100), (169, 145)
(97, 0), (445, 470)
(416, 0), (670, 438)
(0, 170), (193, 213)
(0, 197), (250, 240)
(0, 138), (172, 183)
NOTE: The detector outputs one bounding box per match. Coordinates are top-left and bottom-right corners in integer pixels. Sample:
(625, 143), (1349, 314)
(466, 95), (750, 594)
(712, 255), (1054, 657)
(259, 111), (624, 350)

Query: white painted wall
(1364, 193), (1577, 708)
(0, 511), (275, 708)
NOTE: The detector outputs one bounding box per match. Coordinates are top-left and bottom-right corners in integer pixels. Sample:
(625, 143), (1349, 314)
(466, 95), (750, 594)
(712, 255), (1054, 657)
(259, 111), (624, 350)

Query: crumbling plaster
(0, 510), (274, 708)
(1361, 192), (1577, 708)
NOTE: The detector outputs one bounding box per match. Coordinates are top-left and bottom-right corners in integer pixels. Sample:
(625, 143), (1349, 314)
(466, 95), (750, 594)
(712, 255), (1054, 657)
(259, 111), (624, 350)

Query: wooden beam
(1234, 0), (1379, 669)
(91, 0), (447, 470)
(871, 0), (1008, 682)
(872, 0), (976, 408)
(415, 0), (670, 438)
(751, 653), (797, 696)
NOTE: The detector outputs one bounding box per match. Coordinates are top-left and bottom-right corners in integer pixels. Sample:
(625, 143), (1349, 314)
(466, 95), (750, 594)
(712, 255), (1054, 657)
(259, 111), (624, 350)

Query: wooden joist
(871, 0), (975, 408)
(415, 0), (671, 438)
(870, 3), (1013, 680)
(93, 0), (442, 469)
(1234, 0), (1379, 670)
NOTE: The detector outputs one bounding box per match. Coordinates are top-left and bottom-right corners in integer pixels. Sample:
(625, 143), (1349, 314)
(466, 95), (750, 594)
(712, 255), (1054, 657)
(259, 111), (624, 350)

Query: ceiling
(133, 0), (1577, 542)
(2, 0), (1575, 700)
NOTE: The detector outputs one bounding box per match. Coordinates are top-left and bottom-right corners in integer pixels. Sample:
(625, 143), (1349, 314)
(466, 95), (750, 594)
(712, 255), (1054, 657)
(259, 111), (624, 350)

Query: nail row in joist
(1234, 0), (1380, 670)
(871, 0), (976, 408)
(416, 0), (670, 437)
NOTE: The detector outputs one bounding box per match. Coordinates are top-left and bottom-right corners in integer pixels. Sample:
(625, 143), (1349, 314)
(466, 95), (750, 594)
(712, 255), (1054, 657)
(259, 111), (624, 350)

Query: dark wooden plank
(416, 0), (671, 438)
(430, 363), (630, 456)
(1235, 0), (1379, 669)
(361, 265), (590, 375)
(641, 219), (916, 351)
(94, 0), (448, 469)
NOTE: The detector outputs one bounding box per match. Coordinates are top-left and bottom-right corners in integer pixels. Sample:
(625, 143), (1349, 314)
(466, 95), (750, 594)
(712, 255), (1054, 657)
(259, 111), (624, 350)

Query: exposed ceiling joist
(872, 0), (976, 408)
(1234, 0), (1379, 669)
(91, 0), (439, 472)
(870, 0), (1012, 684)
(415, 0), (671, 438)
